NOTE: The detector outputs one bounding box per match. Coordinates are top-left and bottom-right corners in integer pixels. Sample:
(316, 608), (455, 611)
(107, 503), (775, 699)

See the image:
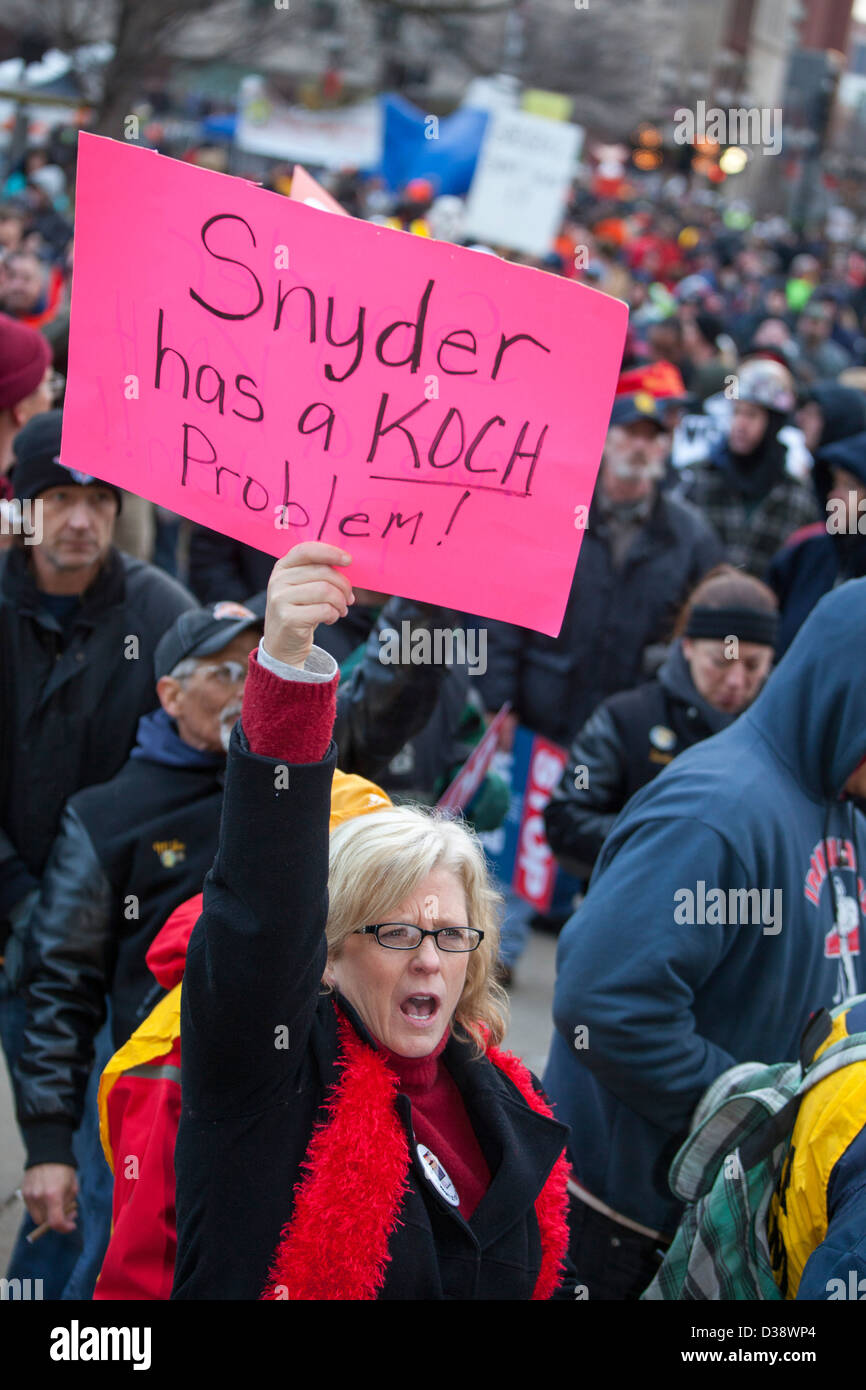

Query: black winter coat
(477, 490), (724, 746)
(172, 725), (572, 1300)
(0, 546), (194, 921)
(544, 643), (731, 878)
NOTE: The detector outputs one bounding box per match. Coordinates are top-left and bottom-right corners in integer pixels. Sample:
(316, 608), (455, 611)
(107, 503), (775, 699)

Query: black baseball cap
(154, 601), (264, 681)
(12, 409), (124, 509)
(609, 391), (666, 430)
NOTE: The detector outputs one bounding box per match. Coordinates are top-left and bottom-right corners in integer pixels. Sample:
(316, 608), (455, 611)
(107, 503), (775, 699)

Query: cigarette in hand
(17, 1190), (78, 1243)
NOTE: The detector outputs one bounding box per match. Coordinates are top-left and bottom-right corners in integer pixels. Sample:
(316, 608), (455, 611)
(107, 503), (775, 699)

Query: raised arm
(180, 543), (354, 1118)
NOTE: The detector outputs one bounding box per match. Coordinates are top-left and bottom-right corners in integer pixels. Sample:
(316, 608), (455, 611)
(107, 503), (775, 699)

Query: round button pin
(416, 1143), (460, 1206)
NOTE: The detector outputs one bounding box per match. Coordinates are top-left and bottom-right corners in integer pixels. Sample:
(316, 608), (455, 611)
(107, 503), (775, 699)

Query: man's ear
(156, 675), (182, 719)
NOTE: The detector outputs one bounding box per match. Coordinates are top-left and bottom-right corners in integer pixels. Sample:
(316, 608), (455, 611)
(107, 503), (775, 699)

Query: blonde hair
(326, 805), (508, 1055)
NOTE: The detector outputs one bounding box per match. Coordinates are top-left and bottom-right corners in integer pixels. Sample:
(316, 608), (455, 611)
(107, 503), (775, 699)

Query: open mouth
(400, 995), (440, 1025)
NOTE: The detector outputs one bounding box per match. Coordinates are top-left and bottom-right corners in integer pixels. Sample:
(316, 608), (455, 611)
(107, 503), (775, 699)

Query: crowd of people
(0, 129), (865, 1304)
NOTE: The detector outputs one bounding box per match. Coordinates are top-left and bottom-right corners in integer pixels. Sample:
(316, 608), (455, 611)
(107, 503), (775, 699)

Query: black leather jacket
(544, 643), (731, 879)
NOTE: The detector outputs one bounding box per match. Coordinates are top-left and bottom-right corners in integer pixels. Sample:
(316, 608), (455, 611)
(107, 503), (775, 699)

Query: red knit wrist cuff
(241, 649), (337, 763)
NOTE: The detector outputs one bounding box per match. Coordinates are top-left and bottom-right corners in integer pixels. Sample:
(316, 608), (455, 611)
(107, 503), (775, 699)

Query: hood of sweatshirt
(656, 640), (733, 739)
(130, 708), (226, 771)
(742, 578), (866, 801)
(811, 382), (866, 452)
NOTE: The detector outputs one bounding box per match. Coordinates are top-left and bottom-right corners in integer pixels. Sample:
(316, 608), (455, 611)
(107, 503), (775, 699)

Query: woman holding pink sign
(172, 541), (574, 1300)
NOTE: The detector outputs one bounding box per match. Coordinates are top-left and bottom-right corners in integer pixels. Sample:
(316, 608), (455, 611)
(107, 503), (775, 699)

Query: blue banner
(379, 94), (488, 195)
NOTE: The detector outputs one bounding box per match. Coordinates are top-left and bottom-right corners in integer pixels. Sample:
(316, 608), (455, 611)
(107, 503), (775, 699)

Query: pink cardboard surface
(63, 134), (627, 635)
(290, 165), (348, 216)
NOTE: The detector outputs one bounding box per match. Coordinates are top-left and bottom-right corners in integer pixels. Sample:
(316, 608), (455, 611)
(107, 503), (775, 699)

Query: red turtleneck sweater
(241, 648), (492, 1219)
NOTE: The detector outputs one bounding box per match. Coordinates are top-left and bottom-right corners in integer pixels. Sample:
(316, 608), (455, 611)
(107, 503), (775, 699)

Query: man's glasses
(356, 923), (484, 953)
(196, 660), (248, 685)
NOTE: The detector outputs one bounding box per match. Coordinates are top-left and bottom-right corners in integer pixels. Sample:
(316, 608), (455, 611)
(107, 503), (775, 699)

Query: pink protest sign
(63, 134), (627, 636)
(290, 165), (348, 216)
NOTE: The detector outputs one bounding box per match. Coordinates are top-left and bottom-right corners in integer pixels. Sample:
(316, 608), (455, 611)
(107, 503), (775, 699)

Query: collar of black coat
(1, 543), (125, 623)
(330, 990), (569, 1249)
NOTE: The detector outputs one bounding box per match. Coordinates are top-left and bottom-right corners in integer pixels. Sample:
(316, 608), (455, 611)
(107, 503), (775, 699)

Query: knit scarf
(261, 1009), (570, 1301)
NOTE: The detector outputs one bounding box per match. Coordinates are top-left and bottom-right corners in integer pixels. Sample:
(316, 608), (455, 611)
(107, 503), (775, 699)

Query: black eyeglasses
(357, 923), (484, 953)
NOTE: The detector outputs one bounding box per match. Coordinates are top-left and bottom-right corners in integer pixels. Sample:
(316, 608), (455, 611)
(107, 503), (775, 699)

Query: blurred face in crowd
(29, 483), (118, 594)
(764, 288), (788, 317)
(157, 630), (261, 753)
(799, 307), (832, 346)
(325, 866), (470, 1059)
(601, 420), (668, 502)
(647, 320), (682, 363)
(0, 213), (25, 252)
(796, 399), (824, 454)
(753, 318), (791, 349)
(681, 318), (714, 362)
(729, 400), (768, 456)
(1, 252), (48, 317)
(0, 366), (53, 458)
(682, 637), (774, 714)
(826, 466), (866, 528)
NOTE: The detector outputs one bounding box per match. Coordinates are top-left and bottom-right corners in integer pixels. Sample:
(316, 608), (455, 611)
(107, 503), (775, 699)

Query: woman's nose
(412, 935), (441, 968)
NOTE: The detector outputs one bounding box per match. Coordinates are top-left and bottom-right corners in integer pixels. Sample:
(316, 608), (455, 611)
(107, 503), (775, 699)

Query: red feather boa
(261, 1010), (570, 1300)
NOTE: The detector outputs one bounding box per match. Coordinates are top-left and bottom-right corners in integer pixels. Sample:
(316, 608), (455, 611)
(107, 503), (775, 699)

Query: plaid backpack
(642, 996), (866, 1300)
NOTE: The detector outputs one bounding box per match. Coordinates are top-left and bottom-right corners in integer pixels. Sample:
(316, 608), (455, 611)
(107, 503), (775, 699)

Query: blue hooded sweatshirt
(544, 579), (866, 1236)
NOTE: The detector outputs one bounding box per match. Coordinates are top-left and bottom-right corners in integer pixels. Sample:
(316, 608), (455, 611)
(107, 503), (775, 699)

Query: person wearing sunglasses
(172, 542), (574, 1301)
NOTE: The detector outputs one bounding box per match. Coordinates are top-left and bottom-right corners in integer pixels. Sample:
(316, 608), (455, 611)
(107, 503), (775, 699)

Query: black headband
(685, 605), (778, 647)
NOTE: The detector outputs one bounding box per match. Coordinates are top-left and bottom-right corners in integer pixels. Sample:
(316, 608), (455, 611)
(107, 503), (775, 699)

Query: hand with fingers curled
(263, 541), (355, 669)
(22, 1162), (78, 1234)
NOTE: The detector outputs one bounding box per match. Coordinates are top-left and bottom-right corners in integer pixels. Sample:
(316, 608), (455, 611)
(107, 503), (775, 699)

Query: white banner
(236, 81), (382, 169)
(462, 108), (583, 257)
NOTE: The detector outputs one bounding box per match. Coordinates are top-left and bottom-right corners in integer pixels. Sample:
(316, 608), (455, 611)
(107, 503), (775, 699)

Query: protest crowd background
(0, 0), (866, 1320)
